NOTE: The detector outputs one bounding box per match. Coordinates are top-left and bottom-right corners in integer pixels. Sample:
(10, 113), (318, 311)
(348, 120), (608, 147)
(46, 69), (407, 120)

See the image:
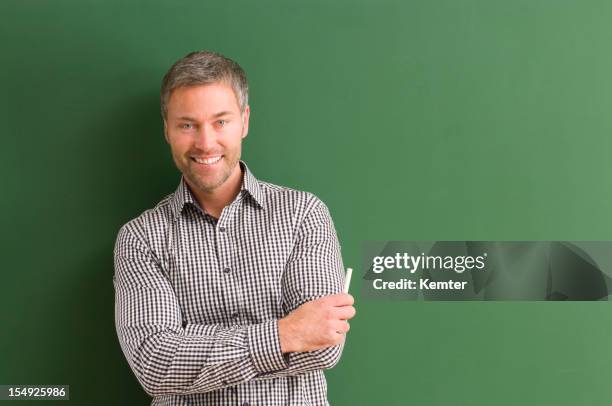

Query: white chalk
(343, 268), (353, 293)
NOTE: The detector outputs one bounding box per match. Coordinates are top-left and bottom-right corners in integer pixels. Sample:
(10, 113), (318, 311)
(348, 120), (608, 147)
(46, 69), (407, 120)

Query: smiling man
(113, 51), (356, 406)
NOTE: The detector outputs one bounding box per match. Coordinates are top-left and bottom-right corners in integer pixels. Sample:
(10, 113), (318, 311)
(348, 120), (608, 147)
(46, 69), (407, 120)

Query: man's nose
(193, 126), (217, 150)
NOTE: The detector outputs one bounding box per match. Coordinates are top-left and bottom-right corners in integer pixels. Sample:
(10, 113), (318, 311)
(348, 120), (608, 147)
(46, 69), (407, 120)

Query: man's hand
(278, 293), (356, 353)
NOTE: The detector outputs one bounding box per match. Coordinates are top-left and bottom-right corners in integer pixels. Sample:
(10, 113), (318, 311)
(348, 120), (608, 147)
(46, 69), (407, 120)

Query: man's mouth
(191, 155), (223, 165)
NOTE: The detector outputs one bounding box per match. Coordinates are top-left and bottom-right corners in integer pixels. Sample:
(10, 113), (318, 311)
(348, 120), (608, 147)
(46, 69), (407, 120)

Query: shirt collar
(170, 160), (266, 220)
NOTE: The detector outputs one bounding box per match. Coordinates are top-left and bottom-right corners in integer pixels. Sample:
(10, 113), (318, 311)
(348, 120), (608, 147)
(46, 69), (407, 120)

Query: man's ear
(241, 105), (250, 139)
(163, 120), (169, 143)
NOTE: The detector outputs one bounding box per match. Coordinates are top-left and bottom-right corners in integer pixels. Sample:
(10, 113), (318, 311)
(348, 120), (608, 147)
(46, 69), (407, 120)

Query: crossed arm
(113, 199), (346, 397)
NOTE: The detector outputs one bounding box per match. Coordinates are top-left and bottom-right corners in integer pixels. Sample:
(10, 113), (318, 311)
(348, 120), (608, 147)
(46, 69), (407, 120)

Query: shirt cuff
(247, 320), (289, 374)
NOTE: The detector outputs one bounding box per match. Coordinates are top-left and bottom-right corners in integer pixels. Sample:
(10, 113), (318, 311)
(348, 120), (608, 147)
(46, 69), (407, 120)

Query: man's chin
(182, 161), (237, 193)
(184, 172), (226, 192)
(191, 178), (222, 193)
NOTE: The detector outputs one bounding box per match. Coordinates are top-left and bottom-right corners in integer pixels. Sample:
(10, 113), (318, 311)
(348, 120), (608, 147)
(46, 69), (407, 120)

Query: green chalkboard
(2, 0), (612, 404)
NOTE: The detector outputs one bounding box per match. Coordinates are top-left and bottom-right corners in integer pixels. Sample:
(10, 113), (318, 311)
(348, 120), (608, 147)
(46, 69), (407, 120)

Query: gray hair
(160, 50), (249, 120)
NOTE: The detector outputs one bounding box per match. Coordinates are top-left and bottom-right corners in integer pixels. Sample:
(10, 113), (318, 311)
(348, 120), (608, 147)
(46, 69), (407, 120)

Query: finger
(328, 293), (354, 307)
(331, 305), (356, 320)
(334, 320), (350, 334)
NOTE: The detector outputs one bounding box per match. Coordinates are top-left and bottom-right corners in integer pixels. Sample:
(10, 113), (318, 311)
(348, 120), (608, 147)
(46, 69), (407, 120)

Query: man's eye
(180, 123), (193, 129)
(217, 119), (226, 127)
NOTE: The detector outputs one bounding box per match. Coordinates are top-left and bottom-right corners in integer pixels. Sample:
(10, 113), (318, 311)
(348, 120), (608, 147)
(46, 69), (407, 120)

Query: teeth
(193, 156), (222, 165)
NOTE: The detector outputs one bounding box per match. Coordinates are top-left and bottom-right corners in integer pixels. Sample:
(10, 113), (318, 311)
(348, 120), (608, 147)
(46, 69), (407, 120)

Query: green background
(2, 0), (612, 404)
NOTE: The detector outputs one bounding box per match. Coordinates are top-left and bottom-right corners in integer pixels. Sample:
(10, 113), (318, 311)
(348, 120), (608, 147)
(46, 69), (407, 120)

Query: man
(113, 50), (356, 406)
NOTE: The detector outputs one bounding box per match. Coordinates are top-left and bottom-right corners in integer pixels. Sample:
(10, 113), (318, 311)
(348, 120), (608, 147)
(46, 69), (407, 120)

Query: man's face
(164, 82), (250, 193)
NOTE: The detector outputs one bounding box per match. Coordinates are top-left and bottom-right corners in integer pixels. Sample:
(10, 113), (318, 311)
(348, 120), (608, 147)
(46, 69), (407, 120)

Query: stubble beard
(182, 153), (240, 194)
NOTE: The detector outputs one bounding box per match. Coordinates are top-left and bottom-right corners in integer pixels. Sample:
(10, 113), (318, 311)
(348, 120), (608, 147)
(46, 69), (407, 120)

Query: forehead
(167, 82), (240, 117)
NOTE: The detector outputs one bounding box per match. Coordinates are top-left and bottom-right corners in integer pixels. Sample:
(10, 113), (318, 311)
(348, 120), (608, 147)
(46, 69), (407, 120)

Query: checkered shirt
(113, 160), (345, 405)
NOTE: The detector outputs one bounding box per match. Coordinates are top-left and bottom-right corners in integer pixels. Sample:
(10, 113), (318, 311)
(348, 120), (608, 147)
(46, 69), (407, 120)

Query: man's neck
(187, 163), (244, 220)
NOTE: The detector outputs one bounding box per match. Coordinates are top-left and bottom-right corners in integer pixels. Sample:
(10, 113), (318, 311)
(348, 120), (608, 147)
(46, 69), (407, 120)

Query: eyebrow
(176, 111), (233, 122)
(211, 111), (233, 118)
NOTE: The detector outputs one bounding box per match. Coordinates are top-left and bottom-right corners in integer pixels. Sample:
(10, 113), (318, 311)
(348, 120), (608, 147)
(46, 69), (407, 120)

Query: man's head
(161, 51), (250, 194)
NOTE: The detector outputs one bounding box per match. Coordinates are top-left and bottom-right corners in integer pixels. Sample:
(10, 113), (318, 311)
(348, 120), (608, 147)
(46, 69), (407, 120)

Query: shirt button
(222, 380), (228, 385)
(242, 402), (249, 406)
(231, 312), (239, 319)
(223, 267), (231, 274)
(219, 226), (226, 232)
